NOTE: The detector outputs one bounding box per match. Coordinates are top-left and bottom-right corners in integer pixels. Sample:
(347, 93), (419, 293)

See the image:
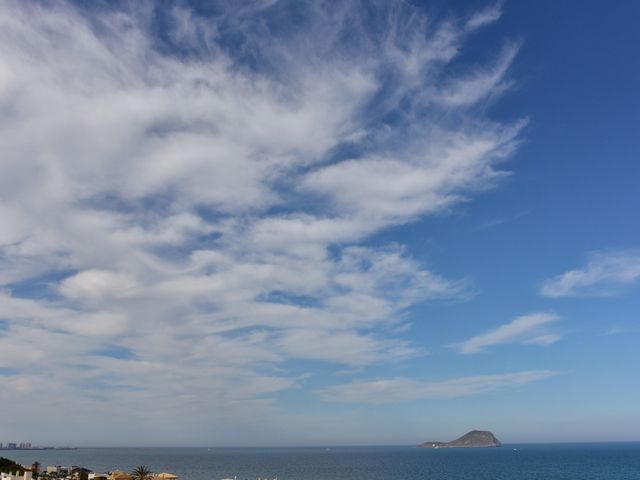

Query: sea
(5, 444), (640, 480)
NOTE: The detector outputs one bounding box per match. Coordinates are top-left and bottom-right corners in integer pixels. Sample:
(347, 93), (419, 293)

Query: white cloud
(302, 122), (523, 225)
(433, 43), (519, 107)
(276, 328), (419, 366)
(452, 312), (561, 354)
(541, 250), (640, 297)
(319, 370), (560, 404)
(525, 333), (562, 346)
(58, 269), (138, 302)
(0, 0), (523, 442)
(465, 2), (503, 31)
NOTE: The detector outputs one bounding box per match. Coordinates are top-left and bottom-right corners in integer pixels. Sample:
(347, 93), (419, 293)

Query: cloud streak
(452, 312), (561, 354)
(541, 250), (640, 297)
(319, 370), (560, 404)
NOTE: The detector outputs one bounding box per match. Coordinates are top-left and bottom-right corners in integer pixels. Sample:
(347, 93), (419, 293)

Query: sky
(0, 0), (639, 447)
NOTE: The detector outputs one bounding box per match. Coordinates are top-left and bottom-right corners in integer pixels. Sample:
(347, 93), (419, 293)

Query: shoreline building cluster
(40, 468), (179, 480)
(1, 471), (33, 480)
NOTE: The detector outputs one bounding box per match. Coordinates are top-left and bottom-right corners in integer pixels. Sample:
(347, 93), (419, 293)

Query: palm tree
(131, 466), (152, 480)
(31, 462), (41, 477)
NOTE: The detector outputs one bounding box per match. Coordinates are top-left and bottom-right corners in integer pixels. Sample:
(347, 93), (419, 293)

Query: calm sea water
(5, 444), (640, 480)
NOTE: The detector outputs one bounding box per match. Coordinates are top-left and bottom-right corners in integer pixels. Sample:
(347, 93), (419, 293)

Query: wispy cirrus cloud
(541, 250), (640, 298)
(0, 0), (522, 443)
(319, 370), (560, 404)
(452, 312), (561, 354)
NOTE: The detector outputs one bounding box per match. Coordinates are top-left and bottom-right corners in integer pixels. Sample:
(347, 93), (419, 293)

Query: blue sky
(0, 0), (638, 446)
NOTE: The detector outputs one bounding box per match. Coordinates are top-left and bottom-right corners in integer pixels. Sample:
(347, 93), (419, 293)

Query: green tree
(131, 466), (152, 480)
(31, 462), (41, 478)
(0, 457), (24, 474)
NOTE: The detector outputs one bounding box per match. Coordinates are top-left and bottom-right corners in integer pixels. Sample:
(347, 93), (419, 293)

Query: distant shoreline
(4, 442), (640, 450)
(0, 448), (77, 451)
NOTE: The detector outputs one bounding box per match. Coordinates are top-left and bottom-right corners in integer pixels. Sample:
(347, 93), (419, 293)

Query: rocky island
(419, 430), (501, 448)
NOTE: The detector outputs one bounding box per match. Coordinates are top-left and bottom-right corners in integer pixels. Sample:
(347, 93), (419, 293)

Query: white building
(1, 472), (33, 480)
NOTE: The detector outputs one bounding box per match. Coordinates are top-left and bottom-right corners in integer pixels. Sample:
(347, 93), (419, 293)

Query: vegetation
(0, 457), (24, 474)
(0, 458), (42, 478)
(131, 466), (152, 480)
